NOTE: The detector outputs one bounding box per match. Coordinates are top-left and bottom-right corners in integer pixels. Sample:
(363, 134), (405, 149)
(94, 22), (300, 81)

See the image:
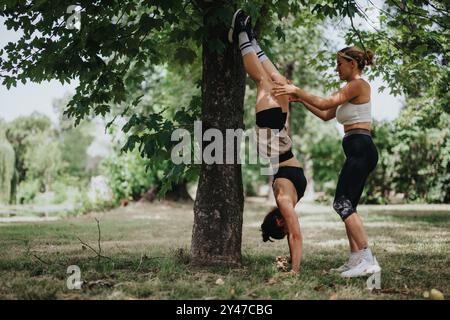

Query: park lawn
(0, 200), (448, 300)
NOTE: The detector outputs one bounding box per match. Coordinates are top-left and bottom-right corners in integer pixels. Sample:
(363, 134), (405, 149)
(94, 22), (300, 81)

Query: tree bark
(191, 7), (246, 267)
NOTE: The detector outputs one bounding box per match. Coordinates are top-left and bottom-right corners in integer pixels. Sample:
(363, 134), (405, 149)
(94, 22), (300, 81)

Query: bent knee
(333, 196), (356, 221)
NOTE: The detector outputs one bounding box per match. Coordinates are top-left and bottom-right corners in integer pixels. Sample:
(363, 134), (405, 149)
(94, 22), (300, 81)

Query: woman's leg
(334, 156), (371, 250)
(333, 139), (381, 278)
(343, 156), (374, 250)
(239, 33), (280, 110)
(240, 31), (289, 109)
(273, 178), (302, 273)
(242, 51), (271, 84)
(249, 35), (290, 109)
(257, 52), (290, 110)
(344, 213), (369, 250)
(242, 51), (281, 110)
(248, 35), (280, 79)
(345, 223), (360, 252)
(343, 139), (379, 252)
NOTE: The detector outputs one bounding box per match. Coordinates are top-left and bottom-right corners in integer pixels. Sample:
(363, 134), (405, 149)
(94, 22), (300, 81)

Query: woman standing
(272, 46), (381, 278)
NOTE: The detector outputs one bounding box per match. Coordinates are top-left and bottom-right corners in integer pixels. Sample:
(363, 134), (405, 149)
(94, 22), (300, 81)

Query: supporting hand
(272, 81), (300, 98)
(288, 95), (303, 103)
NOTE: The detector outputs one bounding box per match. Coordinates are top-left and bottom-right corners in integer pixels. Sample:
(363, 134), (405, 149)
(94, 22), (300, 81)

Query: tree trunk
(191, 7), (246, 267)
(165, 181), (193, 202)
(0, 130), (15, 205)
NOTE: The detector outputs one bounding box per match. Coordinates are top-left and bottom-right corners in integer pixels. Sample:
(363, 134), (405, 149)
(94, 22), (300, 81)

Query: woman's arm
(273, 81), (360, 111)
(304, 101), (337, 121)
(284, 213), (302, 273)
(291, 97), (336, 121)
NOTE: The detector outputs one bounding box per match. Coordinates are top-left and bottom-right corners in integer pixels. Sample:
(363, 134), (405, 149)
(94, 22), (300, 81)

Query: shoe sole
(228, 9), (242, 43)
(331, 269), (350, 273)
(330, 267), (350, 273)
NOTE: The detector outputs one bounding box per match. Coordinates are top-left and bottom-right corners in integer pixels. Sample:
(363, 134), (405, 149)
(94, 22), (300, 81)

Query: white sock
(251, 39), (269, 62)
(348, 251), (359, 263)
(238, 32), (254, 57)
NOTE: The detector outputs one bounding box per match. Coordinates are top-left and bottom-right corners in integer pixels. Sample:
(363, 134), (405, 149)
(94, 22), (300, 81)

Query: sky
(0, 2), (404, 125)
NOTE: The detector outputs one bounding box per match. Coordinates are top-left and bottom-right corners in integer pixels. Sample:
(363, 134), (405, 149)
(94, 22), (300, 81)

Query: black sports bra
(256, 107), (287, 130)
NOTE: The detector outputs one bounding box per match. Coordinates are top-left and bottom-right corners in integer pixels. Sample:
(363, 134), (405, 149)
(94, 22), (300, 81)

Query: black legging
(333, 133), (378, 220)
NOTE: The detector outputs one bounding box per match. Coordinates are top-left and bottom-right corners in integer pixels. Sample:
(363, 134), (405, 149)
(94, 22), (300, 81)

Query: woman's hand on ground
(279, 269), (300, 278)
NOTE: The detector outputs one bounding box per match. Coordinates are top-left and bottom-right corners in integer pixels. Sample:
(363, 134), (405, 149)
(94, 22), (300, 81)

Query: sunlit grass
(0, 200), (448, 299)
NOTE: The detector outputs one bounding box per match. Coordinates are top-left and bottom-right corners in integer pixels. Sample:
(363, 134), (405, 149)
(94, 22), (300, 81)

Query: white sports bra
(336, 100), (372, 125)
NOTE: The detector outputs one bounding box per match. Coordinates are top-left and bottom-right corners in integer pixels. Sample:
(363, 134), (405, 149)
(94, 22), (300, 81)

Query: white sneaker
(330, 253), (360, 273)
(340, 256), (381, 278)
(373, 256), (380, 268)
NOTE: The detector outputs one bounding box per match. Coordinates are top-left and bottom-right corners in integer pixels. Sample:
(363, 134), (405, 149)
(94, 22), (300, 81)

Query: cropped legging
(333, 132), (378, 220)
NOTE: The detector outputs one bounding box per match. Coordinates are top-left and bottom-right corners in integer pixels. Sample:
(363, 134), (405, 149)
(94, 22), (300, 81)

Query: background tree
(364, 97), (450, 204)
(5, 112), (52, 184)
(53, 95), (96, 179)
(23, 130), (63, 192)
(0, 120), (15, 204)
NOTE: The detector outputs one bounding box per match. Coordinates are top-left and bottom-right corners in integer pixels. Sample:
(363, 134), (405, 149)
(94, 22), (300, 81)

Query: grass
(0, 200), (448, 300)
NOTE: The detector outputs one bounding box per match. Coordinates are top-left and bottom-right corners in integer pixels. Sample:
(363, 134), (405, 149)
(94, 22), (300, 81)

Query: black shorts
(272, 166), (307, 203)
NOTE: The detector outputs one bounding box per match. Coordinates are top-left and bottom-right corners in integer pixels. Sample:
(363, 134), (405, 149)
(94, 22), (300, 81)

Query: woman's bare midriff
(344, 122), (371, 132)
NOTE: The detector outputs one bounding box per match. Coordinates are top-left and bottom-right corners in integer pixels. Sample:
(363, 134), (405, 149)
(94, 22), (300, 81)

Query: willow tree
(0, 124), (15, 204)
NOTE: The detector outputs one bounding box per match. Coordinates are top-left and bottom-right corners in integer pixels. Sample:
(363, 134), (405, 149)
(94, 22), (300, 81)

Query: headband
(337, 51), (356, 61)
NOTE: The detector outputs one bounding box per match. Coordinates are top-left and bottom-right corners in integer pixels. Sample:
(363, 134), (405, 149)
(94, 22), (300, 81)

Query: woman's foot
(228, 9), (250, 43)
(330, 252), (360, 273)
(340, 256), (381, 278)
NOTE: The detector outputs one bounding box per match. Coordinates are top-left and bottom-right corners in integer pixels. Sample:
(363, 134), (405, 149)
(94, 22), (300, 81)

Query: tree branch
(425, 1), (450, 16)
(346, 0), (368, 54)
(95, 218), (102, 257)
(390, 0), (448, 30)
(32, 253), (52, 265)
(77, 218), (112, 263)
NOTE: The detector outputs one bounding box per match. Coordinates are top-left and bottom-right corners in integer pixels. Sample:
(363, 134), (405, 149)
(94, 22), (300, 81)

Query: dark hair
(338, 46), (375, 71)
(261, 207), (286, 242)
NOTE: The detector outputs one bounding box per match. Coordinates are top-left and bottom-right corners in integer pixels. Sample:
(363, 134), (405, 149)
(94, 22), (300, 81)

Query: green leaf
(122, 134), (141, 153)
(275, 26), (285, 41)
(132, 94), (144, 107)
